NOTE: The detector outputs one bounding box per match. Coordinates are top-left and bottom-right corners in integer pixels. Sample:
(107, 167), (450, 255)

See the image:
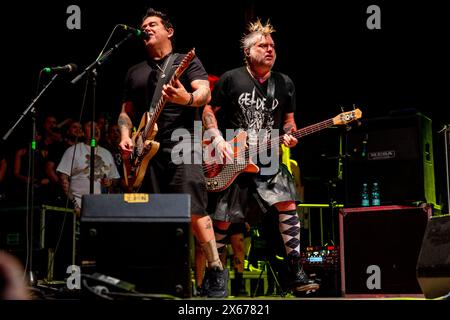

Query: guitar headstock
(333, 108), (362, 125)
(174, 48), (196, 78)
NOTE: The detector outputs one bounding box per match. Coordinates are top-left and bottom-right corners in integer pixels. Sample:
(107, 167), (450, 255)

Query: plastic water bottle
(371, 182), (381, 206)
(361, 183), (370, 207)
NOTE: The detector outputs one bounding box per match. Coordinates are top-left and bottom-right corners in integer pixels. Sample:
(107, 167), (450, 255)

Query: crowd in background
(0, 113), (123, 210)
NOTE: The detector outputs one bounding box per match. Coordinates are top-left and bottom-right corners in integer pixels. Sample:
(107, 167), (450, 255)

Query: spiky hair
(241, 19), (276, 51)
(247, 19), (275, 35)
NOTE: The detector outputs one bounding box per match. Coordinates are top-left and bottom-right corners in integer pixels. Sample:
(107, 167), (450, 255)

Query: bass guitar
(203, 109), (362, 192)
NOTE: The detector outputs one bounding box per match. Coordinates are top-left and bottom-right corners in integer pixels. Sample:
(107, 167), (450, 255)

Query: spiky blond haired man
(203, 19), (320, 296)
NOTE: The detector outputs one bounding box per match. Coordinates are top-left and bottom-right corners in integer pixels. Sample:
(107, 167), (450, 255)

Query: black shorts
(141, 143), (207, 216)
(207, 164), (299, 224)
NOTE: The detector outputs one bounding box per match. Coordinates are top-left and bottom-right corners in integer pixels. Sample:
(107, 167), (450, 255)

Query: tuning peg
(352, 104), (357, 110)
(340, 106), (345, 113)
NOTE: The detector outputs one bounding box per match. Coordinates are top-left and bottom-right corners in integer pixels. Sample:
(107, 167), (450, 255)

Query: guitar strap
(148, 53), (178, 113)
(251, 77), (275, 195)
(266, 76), (275, 109)
(247, 70), (275, 104)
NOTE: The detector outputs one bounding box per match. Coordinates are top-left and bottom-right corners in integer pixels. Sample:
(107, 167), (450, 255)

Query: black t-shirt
(212, 67), (296, 172)
(123, 53), (208, 143)
(212, 66), (296, 135)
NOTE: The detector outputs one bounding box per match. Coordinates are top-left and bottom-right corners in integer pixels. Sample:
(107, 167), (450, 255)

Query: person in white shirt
(57, 121), (120, 214)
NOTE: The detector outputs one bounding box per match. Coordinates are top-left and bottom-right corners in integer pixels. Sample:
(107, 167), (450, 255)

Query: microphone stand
(71, 33), (134, 194)
(89, 71), (97, 194)
(3, 74), (59, 141)
(70, 33), (133, 85)
(2, 73), (59, 285)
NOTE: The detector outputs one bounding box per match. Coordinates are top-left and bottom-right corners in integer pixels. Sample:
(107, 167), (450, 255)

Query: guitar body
(204, 131), (259, 192)
(124, 112), (160, 191)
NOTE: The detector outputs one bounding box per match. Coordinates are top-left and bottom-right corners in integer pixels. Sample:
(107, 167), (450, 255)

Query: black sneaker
(203, 267), (229, 298)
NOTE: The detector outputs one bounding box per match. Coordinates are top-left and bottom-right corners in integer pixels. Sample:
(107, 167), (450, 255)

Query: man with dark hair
(118, 8), (228, 298)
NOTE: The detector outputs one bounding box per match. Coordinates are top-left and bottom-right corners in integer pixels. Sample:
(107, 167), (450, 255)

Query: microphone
(43, 63), (78, 74)
(120, 24), (150, 40)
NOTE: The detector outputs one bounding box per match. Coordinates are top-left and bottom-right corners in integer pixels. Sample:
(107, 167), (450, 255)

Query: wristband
(185, 92), (194, 106)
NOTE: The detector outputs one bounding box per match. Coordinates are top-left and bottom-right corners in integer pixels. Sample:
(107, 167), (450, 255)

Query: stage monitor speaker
(416, 215), (450, 299)
(0, 205), (75, 281)
(345, 112), (436, 206)
(339, 205), (431, 297)
(80, 193), (192, 298)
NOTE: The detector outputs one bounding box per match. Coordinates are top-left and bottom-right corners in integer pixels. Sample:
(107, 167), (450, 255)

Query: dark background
(2, 0), (449, 206)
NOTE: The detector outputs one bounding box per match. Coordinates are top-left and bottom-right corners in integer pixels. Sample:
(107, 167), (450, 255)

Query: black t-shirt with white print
(212, 66), (296, 172)
(212, 66), (295, 135)
(123, 53), (208, 144)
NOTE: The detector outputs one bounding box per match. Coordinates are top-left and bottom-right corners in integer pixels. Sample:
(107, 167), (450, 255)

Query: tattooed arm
(202, 104), (233, 161)
(59, 173), (71, 197)
(202, 104), (222, 141)
(282, 112), (298, 148)
(283, 112), (297, 133)
(162, 79), (211, 107)
(189, 79), (211, 107)
(203, 104), (220, 130)
(59, 173), (81, 216)
(118, 102), (134, 154)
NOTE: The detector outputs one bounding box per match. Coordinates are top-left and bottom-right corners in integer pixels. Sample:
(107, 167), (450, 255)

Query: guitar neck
(289, 118), (335, 140)
(137, 49), (196, 138)
(144, 75), (179, 137)
(250, 118), (335, 156)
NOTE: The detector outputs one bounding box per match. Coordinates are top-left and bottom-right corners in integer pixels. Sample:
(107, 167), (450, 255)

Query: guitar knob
(214, 181), (218, 186)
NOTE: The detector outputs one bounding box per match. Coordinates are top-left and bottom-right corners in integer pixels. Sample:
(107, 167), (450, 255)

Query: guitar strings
(202, 118), (335, 173)
(202, 111), (360, 191)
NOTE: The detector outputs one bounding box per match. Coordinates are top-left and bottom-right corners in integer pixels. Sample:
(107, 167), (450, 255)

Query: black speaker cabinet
(345, 113), (436, 206)
(39, 205), (76, 281)
(416, 215), (450, 299)
(80, 193), (192, 298)
(0, 205), (75, 281)
(339, 205), (431, 297)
